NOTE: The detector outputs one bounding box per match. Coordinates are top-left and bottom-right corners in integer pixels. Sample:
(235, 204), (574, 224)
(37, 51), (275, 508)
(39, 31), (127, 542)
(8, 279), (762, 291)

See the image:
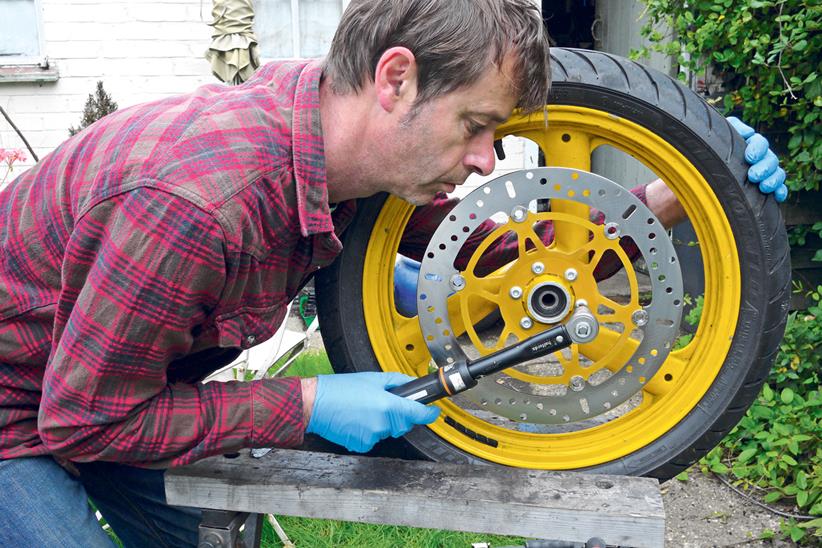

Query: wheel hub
(525, 279), (572, 324)
(416, 167), (684, 425)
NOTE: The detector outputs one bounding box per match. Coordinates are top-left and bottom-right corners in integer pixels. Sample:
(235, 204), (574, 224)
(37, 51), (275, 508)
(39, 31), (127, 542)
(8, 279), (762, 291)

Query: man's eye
(465, 120), (485, 136)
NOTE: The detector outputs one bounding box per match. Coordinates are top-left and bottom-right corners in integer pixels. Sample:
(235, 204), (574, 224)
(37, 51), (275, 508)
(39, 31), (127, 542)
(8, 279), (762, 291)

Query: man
(0, 0), (784, 546)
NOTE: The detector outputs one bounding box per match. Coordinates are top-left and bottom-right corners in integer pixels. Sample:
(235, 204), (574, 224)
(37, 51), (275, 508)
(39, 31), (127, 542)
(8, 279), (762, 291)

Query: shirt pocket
(214, 303), (288, 350)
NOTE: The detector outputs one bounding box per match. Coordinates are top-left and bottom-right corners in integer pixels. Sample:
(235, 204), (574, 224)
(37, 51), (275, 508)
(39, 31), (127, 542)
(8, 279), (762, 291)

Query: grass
(259, 517), (526, 548)
(280, 349), (334, 377)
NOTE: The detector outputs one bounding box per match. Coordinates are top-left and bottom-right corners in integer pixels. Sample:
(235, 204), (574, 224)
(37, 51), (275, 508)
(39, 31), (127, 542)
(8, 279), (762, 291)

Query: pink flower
(0, 148), (26, 167)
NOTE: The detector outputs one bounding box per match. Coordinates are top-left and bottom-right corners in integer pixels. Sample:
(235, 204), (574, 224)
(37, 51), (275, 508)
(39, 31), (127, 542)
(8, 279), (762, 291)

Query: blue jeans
(0, 456), (202, 547)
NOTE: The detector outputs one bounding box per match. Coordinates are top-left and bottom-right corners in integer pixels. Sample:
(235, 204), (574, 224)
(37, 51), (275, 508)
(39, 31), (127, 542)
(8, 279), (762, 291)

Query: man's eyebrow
(466, 110), (509, 124)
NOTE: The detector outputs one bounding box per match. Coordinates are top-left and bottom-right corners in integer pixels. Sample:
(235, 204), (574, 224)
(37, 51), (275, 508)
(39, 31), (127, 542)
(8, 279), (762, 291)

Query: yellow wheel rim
(362, 106), (741, 469)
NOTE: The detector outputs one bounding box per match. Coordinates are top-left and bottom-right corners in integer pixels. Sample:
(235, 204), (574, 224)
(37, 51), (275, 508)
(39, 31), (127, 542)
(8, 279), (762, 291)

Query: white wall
(0, 0), (532, 189)
(0, 0), (214, 176)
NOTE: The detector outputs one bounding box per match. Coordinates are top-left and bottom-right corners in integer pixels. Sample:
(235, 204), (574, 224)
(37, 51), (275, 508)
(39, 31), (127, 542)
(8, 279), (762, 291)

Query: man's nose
(464, 133), (496, 176)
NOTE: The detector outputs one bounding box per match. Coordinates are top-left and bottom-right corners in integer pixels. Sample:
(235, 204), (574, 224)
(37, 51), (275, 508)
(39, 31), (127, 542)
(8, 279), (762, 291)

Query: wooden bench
(165, 448), (665, 547)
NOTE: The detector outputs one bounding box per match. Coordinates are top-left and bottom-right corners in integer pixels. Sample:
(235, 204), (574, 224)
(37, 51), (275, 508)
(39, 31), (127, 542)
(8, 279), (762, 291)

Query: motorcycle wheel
(315, 48), (790, 480)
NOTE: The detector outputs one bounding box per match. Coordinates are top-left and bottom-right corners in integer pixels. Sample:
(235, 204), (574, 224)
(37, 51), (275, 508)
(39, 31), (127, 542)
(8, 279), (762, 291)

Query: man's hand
(727, 116), (788, 202)
(304, 372), (440, 452)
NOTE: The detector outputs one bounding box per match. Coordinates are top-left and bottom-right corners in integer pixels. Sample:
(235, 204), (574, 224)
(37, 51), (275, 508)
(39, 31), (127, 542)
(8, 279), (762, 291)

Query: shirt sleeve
(400, 185), (649, 280)
(38, 187), (304, 467)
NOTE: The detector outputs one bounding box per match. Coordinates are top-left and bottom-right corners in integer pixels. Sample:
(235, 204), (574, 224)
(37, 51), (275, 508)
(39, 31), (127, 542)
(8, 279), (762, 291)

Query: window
(254, 0), (350, 59)
(0, 0), (56, 81)
(0, 0), (44, 65)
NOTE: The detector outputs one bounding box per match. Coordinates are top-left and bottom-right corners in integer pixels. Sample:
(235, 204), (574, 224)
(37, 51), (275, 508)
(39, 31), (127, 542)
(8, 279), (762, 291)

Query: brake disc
(417, 167), (684, 424)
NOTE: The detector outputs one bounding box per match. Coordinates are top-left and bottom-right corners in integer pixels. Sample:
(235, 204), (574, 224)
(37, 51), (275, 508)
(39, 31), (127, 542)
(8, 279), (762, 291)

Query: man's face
(378, 57), (519, 206)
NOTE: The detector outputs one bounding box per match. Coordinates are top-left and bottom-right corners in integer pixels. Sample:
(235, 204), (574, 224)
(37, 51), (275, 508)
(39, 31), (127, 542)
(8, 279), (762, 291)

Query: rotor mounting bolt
(509, 286), (523, 299)
(570, 375), (585, 392)
(574, 322), (592, 339)
(631, 309), (649, 327)
(450, 274), (466, 291)
(564, 268), (578, 282)
(604, 222), (621, 240)
(531, 262), (545, 275)
(520, 317), (533, 329)
(510, 206), (528, 223)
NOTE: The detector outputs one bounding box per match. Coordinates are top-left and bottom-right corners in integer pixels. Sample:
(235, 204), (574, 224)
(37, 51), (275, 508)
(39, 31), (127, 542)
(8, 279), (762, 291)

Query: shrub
(68, 81), (118, 136)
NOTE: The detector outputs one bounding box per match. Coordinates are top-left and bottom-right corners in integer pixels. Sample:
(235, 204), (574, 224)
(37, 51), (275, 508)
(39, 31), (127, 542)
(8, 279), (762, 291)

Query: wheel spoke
(578, 327), (639, 374)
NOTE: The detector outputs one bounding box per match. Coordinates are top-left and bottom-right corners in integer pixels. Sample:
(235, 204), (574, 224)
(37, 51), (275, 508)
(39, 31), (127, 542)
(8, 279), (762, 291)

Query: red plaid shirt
(0, 59), (648, 467)
(0, 61), (360, 467)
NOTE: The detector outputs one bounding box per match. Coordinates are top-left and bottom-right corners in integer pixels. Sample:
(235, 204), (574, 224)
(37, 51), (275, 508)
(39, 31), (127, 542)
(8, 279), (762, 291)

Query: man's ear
(374, 47), (418, 113)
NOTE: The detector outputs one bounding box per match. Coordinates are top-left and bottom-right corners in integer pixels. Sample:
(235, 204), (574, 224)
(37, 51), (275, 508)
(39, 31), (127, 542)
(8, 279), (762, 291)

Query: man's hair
(322, 0), (551, 114)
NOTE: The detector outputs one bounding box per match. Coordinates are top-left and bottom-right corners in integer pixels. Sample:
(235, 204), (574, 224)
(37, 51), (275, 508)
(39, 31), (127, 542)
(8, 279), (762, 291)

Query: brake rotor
(417, 167), (684, 424)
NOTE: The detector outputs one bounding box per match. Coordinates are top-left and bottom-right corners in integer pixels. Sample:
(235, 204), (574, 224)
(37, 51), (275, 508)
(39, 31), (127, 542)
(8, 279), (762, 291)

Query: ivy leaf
(764, 491), (782, 503)
(797, 490), (809, 507)
(738, 448), (758, 463)
(782, 454), (798, 466)
(711, 462), (729, 474)
(790, 525), (804, 542)
(762, 384), (774, 401)
(675, 471), (689, 482)
(781, 388), (795, 404)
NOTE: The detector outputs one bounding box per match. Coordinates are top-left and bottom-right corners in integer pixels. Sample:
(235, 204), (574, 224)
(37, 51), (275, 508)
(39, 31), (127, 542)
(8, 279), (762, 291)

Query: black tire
(315, 49), (790, 479)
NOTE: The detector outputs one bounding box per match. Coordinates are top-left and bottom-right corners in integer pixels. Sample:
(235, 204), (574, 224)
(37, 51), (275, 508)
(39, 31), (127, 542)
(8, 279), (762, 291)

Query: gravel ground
(661, 469), (797, 547)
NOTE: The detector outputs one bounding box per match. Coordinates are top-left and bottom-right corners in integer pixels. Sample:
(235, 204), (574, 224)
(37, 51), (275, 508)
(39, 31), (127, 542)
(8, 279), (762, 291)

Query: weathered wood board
(166, 449), (665, 547)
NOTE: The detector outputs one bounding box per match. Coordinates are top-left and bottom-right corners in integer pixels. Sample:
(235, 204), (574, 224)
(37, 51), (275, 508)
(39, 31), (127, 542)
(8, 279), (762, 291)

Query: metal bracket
(198, 509), (263, 548)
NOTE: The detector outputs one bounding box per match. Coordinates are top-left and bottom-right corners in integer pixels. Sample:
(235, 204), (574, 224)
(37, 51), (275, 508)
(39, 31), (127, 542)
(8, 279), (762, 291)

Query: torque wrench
(389, 304), (598, 404)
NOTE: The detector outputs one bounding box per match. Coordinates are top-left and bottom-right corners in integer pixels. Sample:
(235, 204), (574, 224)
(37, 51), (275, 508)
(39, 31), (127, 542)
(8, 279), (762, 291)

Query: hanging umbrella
(206, 0), (261, 85)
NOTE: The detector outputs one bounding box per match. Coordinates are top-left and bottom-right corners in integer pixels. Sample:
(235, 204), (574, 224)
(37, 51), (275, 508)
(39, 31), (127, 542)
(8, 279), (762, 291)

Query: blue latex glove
(306, 372), (441, 452)
(727, 116), (788, 202)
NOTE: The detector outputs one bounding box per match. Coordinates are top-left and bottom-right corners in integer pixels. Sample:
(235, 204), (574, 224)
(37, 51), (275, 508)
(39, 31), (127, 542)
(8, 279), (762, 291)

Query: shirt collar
(291, 60), (335, 237)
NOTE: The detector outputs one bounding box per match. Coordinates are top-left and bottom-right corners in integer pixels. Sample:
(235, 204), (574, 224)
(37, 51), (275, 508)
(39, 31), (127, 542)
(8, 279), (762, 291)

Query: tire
(315, 48), (790, 480)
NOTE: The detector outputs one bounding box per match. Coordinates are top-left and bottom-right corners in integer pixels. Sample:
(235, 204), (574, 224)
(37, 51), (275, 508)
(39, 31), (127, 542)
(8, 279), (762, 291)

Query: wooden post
(165, 449), (665, 548)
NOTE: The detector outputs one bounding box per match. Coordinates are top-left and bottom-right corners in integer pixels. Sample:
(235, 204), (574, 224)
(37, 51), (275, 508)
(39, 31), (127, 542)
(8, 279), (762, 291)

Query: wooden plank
(166, 449), (665, 548)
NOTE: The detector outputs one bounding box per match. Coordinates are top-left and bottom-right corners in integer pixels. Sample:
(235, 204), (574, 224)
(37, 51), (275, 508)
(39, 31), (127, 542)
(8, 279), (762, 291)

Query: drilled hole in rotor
(427, 252), (434, 259)
(449, 215), (456, 221)
(540, 178), (547, 185)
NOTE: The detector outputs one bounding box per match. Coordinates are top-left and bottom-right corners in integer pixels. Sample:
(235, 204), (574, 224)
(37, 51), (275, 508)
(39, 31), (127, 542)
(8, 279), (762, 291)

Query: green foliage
(635, 0), (821, 194)
(699, 286), (822, 542)
(789, 223), (822, 262)
(673, 294), (704, 349)
(282, 350), (334, 377)
(68, 81), (118, 136)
